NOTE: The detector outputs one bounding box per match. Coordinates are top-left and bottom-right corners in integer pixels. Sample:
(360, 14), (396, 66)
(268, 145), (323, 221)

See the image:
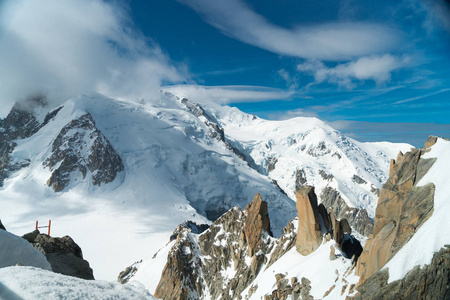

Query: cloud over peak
(0, 0), (186, 116)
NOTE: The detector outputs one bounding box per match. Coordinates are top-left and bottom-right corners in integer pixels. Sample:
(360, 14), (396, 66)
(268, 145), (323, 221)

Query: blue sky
(0, 0), (448, 146)
(127, 0), (450, 146)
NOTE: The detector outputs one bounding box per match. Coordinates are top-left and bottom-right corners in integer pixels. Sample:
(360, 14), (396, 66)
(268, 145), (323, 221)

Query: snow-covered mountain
(123, 137), (450, 299)
(1, 92), (410, 280)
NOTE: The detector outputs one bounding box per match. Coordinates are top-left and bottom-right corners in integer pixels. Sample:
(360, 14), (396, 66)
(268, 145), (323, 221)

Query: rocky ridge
(125, 187), (361, 299)
(356, 142), (437, 284)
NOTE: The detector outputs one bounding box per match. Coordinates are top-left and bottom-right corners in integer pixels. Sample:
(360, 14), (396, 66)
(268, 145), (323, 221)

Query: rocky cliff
(44, 112), (124, 192)
(127, 187), (361, 300)
(153, 194), (279, 300)
(356, 142), (437, 284)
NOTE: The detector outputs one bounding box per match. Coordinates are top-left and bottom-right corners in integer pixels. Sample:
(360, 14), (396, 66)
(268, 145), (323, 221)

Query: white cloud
(297, 54), (410, 88)
(162, 84), (295, 104)
(178, 0), (402, 61)
(0, 0), (186, 116)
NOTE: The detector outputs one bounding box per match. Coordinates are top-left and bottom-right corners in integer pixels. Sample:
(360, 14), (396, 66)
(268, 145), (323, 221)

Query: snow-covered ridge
(1, 92), (410, 280)
(205, 104), (411, 218)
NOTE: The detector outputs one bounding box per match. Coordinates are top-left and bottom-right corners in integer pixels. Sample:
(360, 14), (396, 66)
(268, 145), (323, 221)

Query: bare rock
(356, 147), (436, 284)
(22, 230), (40, 243)
(424, 135), (438, 148)
(32, 234), (94, 280)
(295, 186), (323, 256)
(330, 245), (337, 260)
(321, 187), (374, 237)
(44, 113), (124, 192)
(244, 193), (272, 257)
(355, 246), (450, 300)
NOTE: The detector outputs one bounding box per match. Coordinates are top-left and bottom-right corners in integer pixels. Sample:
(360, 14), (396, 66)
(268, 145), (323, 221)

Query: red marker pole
(48, 220), (51, 236)
(35, 221), (38, 230)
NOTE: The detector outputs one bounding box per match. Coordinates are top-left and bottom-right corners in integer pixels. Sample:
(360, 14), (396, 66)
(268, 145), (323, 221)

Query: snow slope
(1, 93), (296, 280)
(1, 92), (410, 282)
(207, 105), (411, 217)
(0, 266), (153, 299)
(0, 230), (51, 270)
(383, 138), (450, 282)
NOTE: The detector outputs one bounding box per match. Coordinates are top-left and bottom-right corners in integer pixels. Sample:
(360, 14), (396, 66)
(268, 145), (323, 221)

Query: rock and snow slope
(1, 92), (409, 280)
(124, 138), (449, 300)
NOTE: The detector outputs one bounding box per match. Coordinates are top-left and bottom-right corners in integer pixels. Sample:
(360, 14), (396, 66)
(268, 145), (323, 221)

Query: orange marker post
(48, 220), (51, 235)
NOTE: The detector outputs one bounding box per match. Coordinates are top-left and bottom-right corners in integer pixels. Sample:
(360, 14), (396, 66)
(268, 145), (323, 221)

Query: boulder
(356, 147), (436, 284)
(295, 186), (323, 256)
(244, 193), (271, 257)
(424, 135), (438, 148)
(32, 234), (94, 280)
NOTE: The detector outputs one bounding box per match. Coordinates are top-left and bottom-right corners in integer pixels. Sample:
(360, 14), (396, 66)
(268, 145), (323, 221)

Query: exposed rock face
(44, 113), (124, 192)
(352, 174), (367, 185)
(321, 187), (374, 237)
(244, 193), (272, 257)
(356, 147), (436, 284)
(424, 135), (438, 148)
(0, 104), (42, 186)
(21, 232), (94, 280)
(153, 194), (295, 300)
(354, 246), (450, 300)
(295, 186), (323, 256)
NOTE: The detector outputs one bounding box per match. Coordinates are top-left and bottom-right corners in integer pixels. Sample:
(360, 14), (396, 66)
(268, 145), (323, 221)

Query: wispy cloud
(162, 84), (295, 104)
(0, 0), (186, 116)
(178, 0), (402, 61)
(394, 88), (450, 104)
(297, 54), (411, 88)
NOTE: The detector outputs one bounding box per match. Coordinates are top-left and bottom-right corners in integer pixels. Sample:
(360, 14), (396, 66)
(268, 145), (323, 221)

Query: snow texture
(0, 266), (154, 300)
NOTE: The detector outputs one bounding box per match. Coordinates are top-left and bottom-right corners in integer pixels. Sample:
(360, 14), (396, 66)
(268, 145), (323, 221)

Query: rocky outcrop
(153, 194), (288, 300)
(424, 135), (438, 148)
(44, 113), (124, 191)
(354, 245), (450, 300)
(263, 275), (313, 300)
(0, 103), (42, 186)
(295, 186), (323, 256)
(356, 147), (436, 284)
(20, 231), (94, 280)
(321, 187), (374, 237)
(244, 193), (272, 257)
(32, 234), (94, 280)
